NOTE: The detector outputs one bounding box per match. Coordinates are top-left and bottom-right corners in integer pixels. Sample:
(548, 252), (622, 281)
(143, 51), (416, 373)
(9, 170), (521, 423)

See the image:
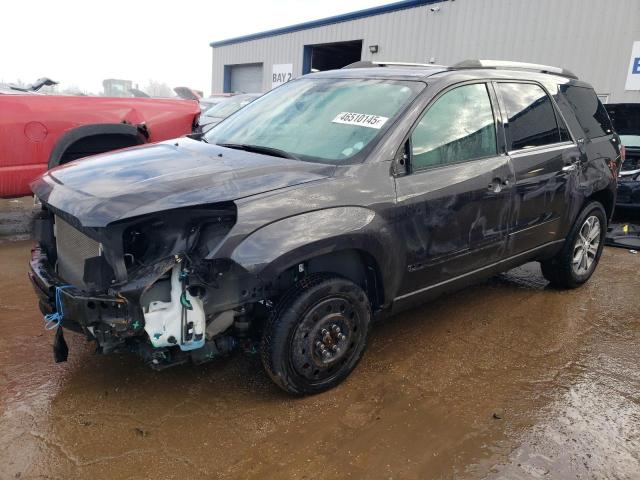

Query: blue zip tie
(44, 285), (72, 330)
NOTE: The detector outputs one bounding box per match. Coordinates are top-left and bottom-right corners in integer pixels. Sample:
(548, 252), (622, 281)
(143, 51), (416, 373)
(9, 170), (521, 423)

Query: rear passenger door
(393, 82), (513, 302)
(557, 84), (619, 202)
(494, 81), (579, 254)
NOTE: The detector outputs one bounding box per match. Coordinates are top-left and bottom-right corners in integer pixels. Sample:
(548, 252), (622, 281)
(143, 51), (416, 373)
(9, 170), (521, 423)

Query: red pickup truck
(0, 89), (200, 198)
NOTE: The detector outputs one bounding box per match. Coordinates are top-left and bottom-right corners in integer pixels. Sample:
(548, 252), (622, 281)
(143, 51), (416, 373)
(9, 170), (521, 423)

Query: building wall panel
(211, 0), (640, 102)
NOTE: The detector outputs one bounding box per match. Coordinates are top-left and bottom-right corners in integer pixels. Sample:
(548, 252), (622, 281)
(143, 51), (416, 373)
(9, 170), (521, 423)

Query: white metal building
(210, 0), (640, 103)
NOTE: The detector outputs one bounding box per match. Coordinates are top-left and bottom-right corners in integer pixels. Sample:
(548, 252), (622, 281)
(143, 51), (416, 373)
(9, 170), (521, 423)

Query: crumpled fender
(230, 206), (402, 302)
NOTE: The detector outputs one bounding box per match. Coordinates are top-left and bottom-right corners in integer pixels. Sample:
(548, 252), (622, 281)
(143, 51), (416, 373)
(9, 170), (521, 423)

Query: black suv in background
(605, 103), (640, 207)
(29, 60), (620, 395)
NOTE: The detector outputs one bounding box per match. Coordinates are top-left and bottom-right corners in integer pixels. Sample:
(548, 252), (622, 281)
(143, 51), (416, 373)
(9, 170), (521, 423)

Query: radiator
(54, 216), (101, 288)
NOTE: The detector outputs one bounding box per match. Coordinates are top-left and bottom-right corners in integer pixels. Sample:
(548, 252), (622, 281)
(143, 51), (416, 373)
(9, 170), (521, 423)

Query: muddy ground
(1, 209), (639, 479)
(0, 197), (37, 241)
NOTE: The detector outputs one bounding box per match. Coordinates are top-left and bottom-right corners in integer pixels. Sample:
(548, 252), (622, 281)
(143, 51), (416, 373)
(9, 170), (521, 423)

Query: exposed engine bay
(29, 202), (271, 369)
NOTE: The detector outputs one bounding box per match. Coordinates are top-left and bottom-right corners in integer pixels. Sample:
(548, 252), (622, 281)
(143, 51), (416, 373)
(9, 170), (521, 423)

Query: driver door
(392, 82), (514, 309)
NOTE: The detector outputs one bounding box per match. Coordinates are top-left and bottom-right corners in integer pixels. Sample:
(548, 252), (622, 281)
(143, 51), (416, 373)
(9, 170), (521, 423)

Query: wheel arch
(276, 248), (385, 312)
(48, 123), (147, 168)
(585, 187), (615, 221)
(229, 207), (401, 310)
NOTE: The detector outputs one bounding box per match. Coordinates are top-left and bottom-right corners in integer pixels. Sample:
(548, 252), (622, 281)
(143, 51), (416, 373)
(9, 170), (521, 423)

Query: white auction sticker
(332, 112), (389, 129)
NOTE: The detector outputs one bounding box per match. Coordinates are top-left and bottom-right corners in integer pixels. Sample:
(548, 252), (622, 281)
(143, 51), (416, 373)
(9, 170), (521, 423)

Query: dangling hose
(43, 285), (72, 330)
(178, 266), (193, 344)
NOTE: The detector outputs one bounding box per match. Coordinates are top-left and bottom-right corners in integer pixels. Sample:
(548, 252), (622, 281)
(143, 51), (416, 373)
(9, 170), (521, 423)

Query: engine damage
(29, 202), (269, 369)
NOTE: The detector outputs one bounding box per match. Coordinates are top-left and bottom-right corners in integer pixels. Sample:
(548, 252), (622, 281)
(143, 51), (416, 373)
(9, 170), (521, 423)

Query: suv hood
(32, 138), (335, 227)
(174, 86), (202, 100)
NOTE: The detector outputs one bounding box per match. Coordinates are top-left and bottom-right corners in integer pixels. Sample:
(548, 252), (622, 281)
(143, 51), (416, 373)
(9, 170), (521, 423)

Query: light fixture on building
(369, 45), (379, 54)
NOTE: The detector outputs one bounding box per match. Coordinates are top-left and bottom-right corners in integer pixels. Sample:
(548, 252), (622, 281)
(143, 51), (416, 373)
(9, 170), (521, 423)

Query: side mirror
(392, 142), (409, 176)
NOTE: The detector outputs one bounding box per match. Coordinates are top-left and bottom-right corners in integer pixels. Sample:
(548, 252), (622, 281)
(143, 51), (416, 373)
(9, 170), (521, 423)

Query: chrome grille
(55, 216), (101, 288)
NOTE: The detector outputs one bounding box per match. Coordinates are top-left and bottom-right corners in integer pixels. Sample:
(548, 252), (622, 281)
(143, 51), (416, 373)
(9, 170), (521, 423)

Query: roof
(307, 66), (447, 81)
(210, 0), (439, 48)
(305, 64), (588, 87)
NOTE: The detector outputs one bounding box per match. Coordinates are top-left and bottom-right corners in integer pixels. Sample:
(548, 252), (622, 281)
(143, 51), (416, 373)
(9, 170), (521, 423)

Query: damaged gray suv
(30, 60), (621, 395)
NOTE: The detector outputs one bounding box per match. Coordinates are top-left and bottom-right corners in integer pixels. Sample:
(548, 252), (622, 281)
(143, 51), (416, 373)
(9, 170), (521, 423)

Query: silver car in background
(198, 93), (261, 133)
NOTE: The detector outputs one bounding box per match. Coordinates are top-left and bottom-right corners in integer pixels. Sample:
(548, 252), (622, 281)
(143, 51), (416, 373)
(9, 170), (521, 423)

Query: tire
(261, 274), (372, 395)
(540, 201), (607, 289)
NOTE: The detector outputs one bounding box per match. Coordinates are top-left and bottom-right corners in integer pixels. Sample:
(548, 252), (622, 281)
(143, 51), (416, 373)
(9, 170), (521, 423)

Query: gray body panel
(30, 65), (620, 341)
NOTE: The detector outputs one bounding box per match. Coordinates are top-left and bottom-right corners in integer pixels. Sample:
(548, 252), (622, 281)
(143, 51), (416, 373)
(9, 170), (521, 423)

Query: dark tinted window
(411, 83), (497, 170)
(558, 112), (572, 142)
(561, 85), (613, 139)
(498, 83), (561, 150)
(559, 124), (571, 142)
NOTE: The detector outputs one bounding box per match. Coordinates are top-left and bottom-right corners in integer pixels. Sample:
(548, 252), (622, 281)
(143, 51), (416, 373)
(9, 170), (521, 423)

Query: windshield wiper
(218, 143), (300, 161)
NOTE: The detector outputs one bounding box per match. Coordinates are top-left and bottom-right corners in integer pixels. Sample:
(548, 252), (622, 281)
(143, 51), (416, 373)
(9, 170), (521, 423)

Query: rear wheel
(540, 201), (606, 288)
(261, 274), (371, 395)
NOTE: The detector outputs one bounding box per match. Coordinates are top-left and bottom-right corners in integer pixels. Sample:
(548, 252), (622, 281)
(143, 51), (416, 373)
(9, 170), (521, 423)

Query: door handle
(562, 163), (577, 172)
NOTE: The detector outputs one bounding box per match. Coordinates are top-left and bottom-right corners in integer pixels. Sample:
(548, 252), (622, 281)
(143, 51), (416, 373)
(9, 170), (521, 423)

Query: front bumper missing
(29, 246), (133, 347)
(29, 245), (245, 368)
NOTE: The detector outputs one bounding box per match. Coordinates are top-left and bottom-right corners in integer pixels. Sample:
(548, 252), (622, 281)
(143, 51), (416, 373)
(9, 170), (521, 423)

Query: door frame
(490, 78), (578, 155)
(490, 79), (581, 250)
(390, 80), (516, 308)
(392, 79), (509, 177)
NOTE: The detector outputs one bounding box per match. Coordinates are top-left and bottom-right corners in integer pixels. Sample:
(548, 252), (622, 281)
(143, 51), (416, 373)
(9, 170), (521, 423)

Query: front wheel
(540, 201), (607, 289)
(261, 274), (372, 395)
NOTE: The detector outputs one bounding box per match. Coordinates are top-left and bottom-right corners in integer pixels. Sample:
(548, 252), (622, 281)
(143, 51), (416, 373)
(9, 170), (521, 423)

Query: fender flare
(48, 123), (147, 168)
(229, 207), (403, 304)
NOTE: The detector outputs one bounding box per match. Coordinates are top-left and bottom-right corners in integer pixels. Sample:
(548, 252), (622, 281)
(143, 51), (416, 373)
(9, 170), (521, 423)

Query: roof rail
(342, 60), (446, 69)
(451, 59), (578, 79)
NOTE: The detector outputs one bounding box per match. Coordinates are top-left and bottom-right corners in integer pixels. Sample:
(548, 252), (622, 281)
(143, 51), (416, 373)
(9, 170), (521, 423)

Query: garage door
(228, 63), (263, 93)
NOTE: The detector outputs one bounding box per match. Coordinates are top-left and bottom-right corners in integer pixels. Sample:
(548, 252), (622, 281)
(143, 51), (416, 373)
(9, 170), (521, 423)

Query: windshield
(204, 78), (424, 163)
(204, 95), (259, 118)
(620, 135), (640, 148)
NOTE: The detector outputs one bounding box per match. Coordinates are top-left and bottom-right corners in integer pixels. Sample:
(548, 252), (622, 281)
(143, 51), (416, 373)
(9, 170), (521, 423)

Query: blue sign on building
(626, 42), (640, 90)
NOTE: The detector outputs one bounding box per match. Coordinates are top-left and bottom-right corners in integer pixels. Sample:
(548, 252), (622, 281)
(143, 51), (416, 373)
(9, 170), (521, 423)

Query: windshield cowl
(217, 143), (301, 161)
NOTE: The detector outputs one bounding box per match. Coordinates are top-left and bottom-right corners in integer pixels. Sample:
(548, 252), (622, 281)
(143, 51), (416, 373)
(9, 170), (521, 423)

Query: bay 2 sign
(625, 41), (640, 91)
(272, 64), (293, 89)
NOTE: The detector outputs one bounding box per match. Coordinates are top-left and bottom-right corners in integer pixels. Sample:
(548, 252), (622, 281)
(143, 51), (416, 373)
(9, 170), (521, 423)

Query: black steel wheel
(261, 274), (371, 395)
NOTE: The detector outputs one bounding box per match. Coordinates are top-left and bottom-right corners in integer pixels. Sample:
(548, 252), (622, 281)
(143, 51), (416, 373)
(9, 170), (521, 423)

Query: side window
(410, 83), (497, 171)
(558, 115), (572, 142)
(497, 82), (561, 150)
(559, 85), (613, 139)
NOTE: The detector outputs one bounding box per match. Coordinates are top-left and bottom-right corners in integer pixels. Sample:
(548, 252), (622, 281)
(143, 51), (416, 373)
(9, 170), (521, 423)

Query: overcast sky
(1, 0), (391, 95)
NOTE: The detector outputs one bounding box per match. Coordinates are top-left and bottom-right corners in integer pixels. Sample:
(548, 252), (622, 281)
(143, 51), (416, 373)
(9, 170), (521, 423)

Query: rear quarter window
(560, 85), (613, 139)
